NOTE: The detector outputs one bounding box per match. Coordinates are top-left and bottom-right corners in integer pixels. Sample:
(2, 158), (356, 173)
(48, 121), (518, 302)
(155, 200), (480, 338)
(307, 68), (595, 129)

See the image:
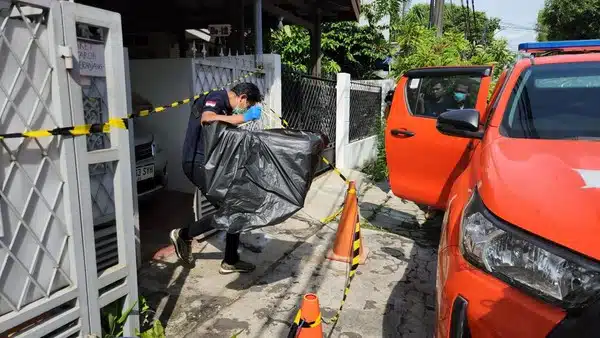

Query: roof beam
(263, 2), (314, 30)
(350, 0), (360, 21)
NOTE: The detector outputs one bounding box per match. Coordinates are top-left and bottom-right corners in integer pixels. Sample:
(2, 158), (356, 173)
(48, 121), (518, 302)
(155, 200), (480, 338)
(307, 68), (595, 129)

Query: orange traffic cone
(326, 181), (368, 264)
(288, 293), (323, 338)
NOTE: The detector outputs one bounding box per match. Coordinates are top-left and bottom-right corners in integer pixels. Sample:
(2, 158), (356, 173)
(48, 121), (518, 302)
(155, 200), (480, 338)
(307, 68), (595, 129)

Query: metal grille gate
(0, 1), (138, 337)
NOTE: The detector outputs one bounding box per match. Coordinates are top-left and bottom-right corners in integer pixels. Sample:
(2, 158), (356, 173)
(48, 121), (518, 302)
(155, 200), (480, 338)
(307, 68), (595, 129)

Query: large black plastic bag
(202, 122), (327, 233)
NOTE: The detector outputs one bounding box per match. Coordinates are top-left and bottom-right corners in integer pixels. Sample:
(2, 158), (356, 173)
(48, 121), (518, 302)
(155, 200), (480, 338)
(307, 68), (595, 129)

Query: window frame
(403, 73), (486, 120)
(484, 66), (514, 131)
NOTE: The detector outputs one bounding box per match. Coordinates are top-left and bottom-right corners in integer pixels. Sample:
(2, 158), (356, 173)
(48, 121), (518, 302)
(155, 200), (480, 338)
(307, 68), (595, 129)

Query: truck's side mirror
(436, 109), (484, 139)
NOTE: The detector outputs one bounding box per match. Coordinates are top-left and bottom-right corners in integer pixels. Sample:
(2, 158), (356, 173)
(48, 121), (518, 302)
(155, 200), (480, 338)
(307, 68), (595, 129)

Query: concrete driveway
(137, 170), (441, 337)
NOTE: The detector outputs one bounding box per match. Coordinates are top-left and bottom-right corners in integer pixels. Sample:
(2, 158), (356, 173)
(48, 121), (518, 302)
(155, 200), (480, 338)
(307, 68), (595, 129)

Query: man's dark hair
(231, 82), (263, 104)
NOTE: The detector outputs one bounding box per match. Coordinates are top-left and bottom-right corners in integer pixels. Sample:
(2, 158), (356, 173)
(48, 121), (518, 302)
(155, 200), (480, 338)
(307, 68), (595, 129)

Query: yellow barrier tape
(289, 194), (363, 337)
(287, 309), (323, 337)
(70, 125), (91, 136)
(319, 182), (358, 225)
(320, 206), (343, 224)
(23, 130), (52, 138)
(0, 69), (263, 140)
(323, 210), (362, 325)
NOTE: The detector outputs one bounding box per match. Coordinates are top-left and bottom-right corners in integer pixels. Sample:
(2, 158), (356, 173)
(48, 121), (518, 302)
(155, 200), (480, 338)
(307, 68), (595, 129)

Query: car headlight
(459, 189), (600, 309)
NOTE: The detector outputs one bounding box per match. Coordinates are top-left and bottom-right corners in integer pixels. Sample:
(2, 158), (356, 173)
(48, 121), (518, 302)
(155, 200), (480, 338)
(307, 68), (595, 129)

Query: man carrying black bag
(170, 83), (263, 274)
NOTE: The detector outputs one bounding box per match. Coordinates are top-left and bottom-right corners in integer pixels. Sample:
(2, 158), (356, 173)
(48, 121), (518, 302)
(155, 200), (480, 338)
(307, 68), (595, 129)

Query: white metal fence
(0, 1), (138, 337)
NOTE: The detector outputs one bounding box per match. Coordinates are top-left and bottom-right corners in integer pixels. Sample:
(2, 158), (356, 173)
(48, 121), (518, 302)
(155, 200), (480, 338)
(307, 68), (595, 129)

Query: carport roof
(77, 0), (360, 34)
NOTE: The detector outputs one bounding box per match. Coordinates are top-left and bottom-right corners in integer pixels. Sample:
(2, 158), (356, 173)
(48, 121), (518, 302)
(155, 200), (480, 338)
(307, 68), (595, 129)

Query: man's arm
(201, 105), (262, 126)
(214, 114), (246, 125)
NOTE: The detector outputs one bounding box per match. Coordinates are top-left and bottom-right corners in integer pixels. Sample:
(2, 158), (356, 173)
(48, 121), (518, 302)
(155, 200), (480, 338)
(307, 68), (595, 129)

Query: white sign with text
(78, 40), (105, 77)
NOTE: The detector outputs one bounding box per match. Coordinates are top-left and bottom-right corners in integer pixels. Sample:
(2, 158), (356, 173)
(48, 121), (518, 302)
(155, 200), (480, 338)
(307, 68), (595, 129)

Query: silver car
(132, 92), (168, 201)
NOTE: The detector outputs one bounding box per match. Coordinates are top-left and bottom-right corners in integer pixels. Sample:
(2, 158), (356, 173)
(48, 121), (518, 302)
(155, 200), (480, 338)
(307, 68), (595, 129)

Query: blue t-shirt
(182, 90), (231, 164)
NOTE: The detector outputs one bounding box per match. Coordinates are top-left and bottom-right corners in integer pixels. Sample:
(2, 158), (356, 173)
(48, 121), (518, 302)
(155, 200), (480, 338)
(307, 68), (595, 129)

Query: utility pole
(428, 0), (435, 29)
(434, 0), (444, 37)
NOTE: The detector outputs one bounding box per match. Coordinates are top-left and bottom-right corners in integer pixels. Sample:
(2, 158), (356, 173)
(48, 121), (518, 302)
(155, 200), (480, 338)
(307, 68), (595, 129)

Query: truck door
(385, 66), (493, 209)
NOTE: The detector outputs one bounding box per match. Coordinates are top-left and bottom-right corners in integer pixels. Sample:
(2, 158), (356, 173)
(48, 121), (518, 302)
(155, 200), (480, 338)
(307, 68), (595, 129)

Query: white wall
(337, 76), (392, 170)
(345, 136), (379, 169)
(129, 58), (195, 193)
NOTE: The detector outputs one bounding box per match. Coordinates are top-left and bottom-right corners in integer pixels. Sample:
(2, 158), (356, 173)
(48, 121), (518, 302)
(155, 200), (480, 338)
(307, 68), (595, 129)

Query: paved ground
(137, 170), (441, 338)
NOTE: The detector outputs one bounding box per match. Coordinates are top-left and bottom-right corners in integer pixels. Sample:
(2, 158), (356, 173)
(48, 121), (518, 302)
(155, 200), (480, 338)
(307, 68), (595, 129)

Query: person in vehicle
(416, 81), (454, 117)
(170, 83), (263, 274)
(425, 81), (452, 116)
(449, 82), (470, 110)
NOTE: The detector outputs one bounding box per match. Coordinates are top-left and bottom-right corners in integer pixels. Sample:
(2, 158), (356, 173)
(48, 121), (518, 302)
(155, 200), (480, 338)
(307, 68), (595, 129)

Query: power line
(470, 0), (477, 42)
(501, 20), (539, 28)
(461, 0), (471, 42)
(500, 21), (540, 31)
(499, 22), (542, 32)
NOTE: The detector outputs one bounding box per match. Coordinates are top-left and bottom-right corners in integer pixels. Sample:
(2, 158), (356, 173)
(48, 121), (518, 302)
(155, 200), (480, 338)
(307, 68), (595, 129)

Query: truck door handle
(391, 128), (415, 137)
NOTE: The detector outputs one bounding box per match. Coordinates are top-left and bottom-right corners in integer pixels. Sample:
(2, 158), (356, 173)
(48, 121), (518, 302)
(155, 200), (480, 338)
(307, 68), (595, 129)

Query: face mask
(232, 106), (247, 115)
(454, 92), (467, 103)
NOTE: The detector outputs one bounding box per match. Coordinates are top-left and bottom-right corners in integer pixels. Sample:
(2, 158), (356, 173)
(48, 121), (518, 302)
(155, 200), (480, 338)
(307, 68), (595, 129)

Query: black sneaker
(219, 260), (256, 274)
(170, 229), (195, 268)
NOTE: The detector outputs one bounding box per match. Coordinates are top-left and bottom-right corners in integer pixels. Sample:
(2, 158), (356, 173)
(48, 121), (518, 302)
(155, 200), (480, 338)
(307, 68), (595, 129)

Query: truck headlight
(459, 189), (600, 309)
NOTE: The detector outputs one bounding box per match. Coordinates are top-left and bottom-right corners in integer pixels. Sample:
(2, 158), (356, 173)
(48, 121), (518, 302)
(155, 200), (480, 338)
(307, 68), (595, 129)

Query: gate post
(262, 54), (282, 128)
(335, 73), (351, 169)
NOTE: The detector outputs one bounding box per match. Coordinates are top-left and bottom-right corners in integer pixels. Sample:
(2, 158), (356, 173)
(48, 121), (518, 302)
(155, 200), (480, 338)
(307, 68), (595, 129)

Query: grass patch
(362, 118), (388, 182)
(360, 195), (392, 233)
(360, 219), (394, 234)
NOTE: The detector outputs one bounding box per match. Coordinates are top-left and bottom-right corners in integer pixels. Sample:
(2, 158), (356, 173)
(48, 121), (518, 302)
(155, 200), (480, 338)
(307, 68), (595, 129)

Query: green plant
(537, 0), (600, 41)
(100, 296), (166, 338)
(101, 299), (138, 338)
(136, 297), (165, 338)
(271, 22), (390, 79)
(400, 3), (501, 45)
(362, 117), (388, 182)
(390, 18), (514, 79)
(137, 320), (165, 338)
(230, 329), (246, 338)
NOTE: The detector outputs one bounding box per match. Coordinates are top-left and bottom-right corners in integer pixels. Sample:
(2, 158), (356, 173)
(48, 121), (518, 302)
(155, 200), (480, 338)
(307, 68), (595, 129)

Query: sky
(412, 0), (545, 51)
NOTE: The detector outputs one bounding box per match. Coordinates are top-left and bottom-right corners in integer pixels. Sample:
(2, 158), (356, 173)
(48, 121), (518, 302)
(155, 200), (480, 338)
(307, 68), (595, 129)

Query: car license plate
(136, 165), (154, 182)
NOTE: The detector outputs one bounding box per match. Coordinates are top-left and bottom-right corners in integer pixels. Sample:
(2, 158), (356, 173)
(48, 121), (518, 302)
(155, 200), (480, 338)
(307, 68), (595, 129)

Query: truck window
(501, 62), (600, 139)
(406, 75), (482, 118)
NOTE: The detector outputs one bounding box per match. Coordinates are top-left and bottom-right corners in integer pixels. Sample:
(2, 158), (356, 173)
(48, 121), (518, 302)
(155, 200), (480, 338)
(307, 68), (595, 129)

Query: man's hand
(243, 105), (262, 122)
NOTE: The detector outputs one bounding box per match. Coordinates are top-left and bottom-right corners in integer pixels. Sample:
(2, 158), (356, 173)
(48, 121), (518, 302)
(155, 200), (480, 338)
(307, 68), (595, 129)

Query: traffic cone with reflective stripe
(326, 181), (368, 264)
(288, 293), (323, 338)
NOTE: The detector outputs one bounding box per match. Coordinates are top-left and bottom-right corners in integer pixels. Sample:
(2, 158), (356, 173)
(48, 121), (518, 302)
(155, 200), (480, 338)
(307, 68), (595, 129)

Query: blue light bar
(519, 40), (600, 52)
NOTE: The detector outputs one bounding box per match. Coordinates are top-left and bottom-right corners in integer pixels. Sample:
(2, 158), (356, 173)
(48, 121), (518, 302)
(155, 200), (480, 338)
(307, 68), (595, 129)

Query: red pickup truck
(385, 40), (600, 337)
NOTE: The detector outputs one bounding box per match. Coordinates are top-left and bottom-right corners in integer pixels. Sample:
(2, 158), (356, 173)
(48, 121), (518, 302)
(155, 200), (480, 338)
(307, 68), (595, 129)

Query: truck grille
(135, 142), (153, 161)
